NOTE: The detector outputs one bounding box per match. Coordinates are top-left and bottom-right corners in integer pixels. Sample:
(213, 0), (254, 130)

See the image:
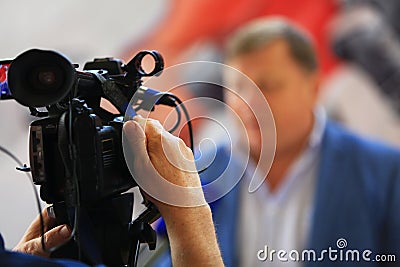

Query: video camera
(0, 49), (189, 266)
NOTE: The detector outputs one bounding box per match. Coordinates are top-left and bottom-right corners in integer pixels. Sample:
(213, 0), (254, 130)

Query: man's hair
(225, 17), (318, 72)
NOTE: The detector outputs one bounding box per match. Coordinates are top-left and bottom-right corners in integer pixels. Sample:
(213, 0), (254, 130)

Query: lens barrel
(8, 49), (75, 107)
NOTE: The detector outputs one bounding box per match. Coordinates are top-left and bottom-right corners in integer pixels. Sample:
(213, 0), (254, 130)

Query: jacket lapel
(306, 122), (378, 266)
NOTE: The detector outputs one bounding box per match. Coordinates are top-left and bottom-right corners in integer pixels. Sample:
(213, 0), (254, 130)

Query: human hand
(123, 116), (224, 267)
(123, 116), (206, 214)
(13, 208), (71, 257)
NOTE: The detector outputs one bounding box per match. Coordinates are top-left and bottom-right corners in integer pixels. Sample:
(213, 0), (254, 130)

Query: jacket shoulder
(323, 121), (400, 168)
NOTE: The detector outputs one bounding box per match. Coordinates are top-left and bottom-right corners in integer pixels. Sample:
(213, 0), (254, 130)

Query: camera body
(29, 106), (133, 205)
(16, 52), (141, 207)
(2, 49), (170, 266)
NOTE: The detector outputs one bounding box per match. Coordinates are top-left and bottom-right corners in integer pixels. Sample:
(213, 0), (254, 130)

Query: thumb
(123, 120), (148, 161)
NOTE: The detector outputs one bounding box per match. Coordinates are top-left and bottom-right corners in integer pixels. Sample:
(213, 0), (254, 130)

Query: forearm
(124, 118), (224, 266)
(161, 205), (224, 267)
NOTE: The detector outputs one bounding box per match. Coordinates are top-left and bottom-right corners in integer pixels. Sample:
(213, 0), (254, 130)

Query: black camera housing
(5, 49), (168, 266)
(29, 106), (134, 205)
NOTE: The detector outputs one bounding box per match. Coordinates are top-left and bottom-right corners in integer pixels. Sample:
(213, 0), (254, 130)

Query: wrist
(160, 203), (212, 226)
(162, 204), (224, 266)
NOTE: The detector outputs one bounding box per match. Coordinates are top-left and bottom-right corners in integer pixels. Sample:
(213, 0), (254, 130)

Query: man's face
(225, 39), (319, 161)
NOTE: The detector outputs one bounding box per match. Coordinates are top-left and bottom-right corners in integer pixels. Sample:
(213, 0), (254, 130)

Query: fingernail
(59, 225), (71, 238)
(124, 121), (138, 135)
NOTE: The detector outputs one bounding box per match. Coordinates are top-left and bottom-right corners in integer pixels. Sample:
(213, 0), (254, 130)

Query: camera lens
(8, 49), (75, 107)
(30, 66), (63, 92)
(38, 70), (56, 86)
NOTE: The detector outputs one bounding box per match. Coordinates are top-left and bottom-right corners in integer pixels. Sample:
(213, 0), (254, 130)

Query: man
(0, 117), (224, 267)
(197, 17), (400, 266)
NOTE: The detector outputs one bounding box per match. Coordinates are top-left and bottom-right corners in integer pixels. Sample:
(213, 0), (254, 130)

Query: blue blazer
(205, 121), (400, 267)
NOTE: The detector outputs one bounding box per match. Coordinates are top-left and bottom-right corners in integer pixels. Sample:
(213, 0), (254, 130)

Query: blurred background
(1, 0), (400, 250)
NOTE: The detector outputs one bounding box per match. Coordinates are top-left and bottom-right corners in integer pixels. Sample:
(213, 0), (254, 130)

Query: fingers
(124, 116), (169, 165)
(14, 238), (48, 257)
(13, 224), (71, 258)
(123, 120), (148, 159)
(133, 116), (187, 153)
(123, 117), (166, 155)
(43, 224), (71, 251)
(133, 115), (165, 139)
(19, 208), (56, 243)
(126, 116), (196, 173)
(123, 116), (204, 207)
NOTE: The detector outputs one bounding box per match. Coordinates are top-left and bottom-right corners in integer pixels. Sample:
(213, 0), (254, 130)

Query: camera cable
(0, 145), (47, 253)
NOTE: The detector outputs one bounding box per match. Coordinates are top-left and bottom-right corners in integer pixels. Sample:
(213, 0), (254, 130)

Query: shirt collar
(308, 105), (327, 150)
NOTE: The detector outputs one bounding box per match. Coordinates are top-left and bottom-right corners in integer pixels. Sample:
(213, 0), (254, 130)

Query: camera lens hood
(8, 49), (75, 107)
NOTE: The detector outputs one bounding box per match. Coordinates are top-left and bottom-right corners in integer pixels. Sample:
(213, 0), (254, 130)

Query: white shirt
(238, 108), (326, 267)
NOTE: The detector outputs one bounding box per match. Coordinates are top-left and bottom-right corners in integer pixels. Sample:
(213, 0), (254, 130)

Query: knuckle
(177, 138), (188, 150)
(178, 138), (194, 159)
(147, 118), (162, 128)
(25, 241), (39, 255)
(177, 138), (188, 149)
(43, 233), (51, 248)
(145, 120), (163, 137)
(24, 244), (33, 254)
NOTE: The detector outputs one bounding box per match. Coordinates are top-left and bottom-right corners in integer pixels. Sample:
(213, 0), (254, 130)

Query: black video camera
(0, 49), (186, 266)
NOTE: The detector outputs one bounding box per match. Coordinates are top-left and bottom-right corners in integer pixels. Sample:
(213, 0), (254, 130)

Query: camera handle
(128, 202), (160, 267)
(91, 71), (131, 115)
